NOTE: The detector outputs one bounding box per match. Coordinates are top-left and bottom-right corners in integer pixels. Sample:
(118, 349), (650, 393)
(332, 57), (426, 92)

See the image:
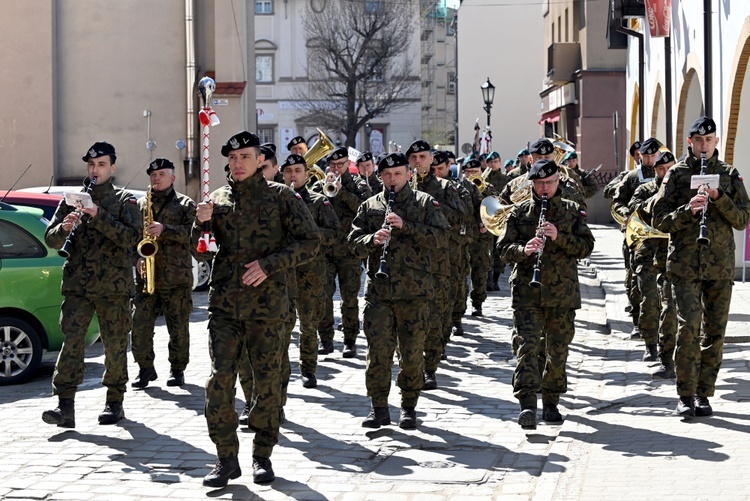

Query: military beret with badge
(561, 151), (578, 164)
(629, 140), (642, 157)
(432, 151), (449, 166)
(82, 141), (116, 162)
(146, 157), (175, 174)
(327, 147), (349, 162)
(639, 137), (662, 155)
(405, 140), (431, 157)
(688, 116), (716, 137)
(377, 152), (408, 172)
(529, 138), (554, 155)
(260, 143), (277, 160)
(654, 150), (675, 167)
(356, 151), (373, 164)
(486, 151), (501, 162)
(518, 148), (530, 157)
(528, 159), (559, 180)
(221, 131), (261, 157)
(462, 158), (481, 170)
(280, 154), (307, 171)
(286, 136), (307, 150)
(504, 159), (514, 168)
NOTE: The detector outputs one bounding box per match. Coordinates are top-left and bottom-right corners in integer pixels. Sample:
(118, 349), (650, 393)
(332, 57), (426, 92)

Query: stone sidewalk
(0, 223), (748, 500)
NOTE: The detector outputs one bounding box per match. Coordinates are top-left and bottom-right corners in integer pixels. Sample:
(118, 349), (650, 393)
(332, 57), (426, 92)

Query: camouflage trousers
(363, 299), (428, 408)
(491, 234), (506, 276)
(205, 312), (285, 459)
(634, 259), (659, 344)
(624, 241), (641, 326)
(450, 243), (470, 326)
(656, 270), (677, 362)
(53, 294), (132, 403)
(424, 273), (451, 372)
(131, 286), (192, 371)
(671, 277), (733, 397)
(319, 254), (362, 344)
(468, 236), (492, 304)
(296, 268), (326, 375)
(512, 307), (576, 408)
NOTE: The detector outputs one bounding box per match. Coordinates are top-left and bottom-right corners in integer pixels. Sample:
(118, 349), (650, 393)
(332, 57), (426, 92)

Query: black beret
(82, 141), (116, 162)
(432, 151), (449, 166)
(486, 151), (501, 161)
(529, 138), (554, 155)
(462, 158), (481, 170)
(356, 151), (373, 164)
(377, 152), (408, 172)
(146, 157), (175, 174)
(528, 159), (559, 180)
(280, 154), (307, 170)
(327, 147), (348, 162)
(260, 143), (277, 159)
(629, 141), (642, 157)
(221, 131), (260, 157)
(689, 116), (717, 136)
(478, 153), (487, 161)
(518, 148), (530, 157)
(405, 140), (431, 156)
(445, 151), (456, 160)
(654, 150), (675, 167)
(286, 136), (307, 150)
(639, 137), (662, 155)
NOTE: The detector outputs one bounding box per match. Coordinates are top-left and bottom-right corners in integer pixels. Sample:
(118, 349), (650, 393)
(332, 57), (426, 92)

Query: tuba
(480, 195), (515, 236)
(306, 165), (326, 187)
(625, 211), (669, 250)
(303, 129), (335, 168)
(137, 188), (159, 294)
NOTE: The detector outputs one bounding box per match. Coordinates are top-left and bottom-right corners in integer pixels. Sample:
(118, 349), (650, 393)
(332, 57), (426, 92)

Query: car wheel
(0, 317), (43, 386)
(193, 260), (211, 292)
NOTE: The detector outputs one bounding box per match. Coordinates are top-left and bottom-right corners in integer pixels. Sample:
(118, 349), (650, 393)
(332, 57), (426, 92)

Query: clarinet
(529, 194), (548, 288)
(697, 152), (710, 245)
(375, 185), (396, 279)
(58, 177), (97, 258)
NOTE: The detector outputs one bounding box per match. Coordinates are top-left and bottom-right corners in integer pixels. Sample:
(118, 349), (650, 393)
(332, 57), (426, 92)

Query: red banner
(645, 0), (672, 38)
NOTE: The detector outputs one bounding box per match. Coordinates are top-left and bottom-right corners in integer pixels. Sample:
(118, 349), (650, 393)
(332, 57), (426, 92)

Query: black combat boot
(203, 455), (241, 488)
(166, 369), (184, 387)
(301, 372), (317, 388)
(517, 407), (537, 430)
(42, 398), (75, 428)
(252, 455), (275, 484)
(342, 341), (357, 358)
(318, 340), (334, 355)
(131, 366), (157, 389)
(486, 274), (497, 292)
(629, 326), (641, 340)
(694, 396), (713, 417)
(492, 271), (501, 291)
(542, 403), (563, 423)
(471, 301), (483, 317)
(423, 371), (438, 390)
(451, 320), (464, 337)
(98, 401), (125, 425)
(676, 396), (695, 417)
(643, 344), (658, 362)
(362, 407), (391, 428)
(238, 405), (250, 426)
(652, 359), (675, 380)
(398, 407), (417, 429)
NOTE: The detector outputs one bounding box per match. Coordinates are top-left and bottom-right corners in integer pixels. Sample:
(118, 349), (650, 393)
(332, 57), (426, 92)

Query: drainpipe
(665, 36), (673, 151)
(617, 23), (645, 140)
(185, 0), (198, 179)
(704, 0), (713, 117)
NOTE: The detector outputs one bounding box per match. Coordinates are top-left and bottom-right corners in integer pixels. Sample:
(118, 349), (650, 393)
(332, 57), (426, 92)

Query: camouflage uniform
(312, 170), (372, 349)
(652, 150), (750, 398)
(194, 171), (320, 460)
(131, 186), (195, 375)
(348, 184), (450, 408)
(451, 178), (479, 326)
(460, 177), (492, 308)
(486, 169), (511, 281)
(356, 172), (383, 195)
(497, 190), (594, 409)
(569, 166), (599, 199)
(45, 179), (142, 403)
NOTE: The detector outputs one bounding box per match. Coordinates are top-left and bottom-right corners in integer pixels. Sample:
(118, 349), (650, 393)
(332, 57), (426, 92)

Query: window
(447, 72), (456, 94)
(257, 126), (275, 145)
(0, 221), (45, 258)
(256, 55), (273, 83)
(255, 0), (273, 14)
(366, 1), (383, 14)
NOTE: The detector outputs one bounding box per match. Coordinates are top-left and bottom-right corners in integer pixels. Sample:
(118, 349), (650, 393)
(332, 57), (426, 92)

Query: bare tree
(295, 0), (419, 148)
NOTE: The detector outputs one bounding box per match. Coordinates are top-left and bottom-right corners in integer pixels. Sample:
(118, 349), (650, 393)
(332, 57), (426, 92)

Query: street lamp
(481, 77), (495, 127)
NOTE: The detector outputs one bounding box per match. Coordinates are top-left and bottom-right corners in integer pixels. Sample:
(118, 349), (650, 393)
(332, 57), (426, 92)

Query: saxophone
(137, 187), (159, 294)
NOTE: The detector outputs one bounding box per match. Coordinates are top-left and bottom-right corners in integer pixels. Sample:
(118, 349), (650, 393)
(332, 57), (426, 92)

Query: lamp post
(481, 77), (495, 127)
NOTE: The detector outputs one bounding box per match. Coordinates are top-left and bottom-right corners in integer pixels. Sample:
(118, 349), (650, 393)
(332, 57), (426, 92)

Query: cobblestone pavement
(1, 224), (749, 500)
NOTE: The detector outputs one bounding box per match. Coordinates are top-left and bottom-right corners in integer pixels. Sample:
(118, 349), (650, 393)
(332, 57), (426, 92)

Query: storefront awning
(538, 109), (561, 124)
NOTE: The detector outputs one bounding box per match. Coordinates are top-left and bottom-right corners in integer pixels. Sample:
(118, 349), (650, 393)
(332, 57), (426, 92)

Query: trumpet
(697, 153), (710, 244)
(58, 177), (97, 258)
(468, 167), (492, 192)
(137, 187), (159, 294)
(529, 194), (549, 288)
(323, 173), (341, 197)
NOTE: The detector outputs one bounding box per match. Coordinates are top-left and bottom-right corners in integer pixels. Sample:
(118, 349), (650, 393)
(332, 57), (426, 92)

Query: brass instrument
(303, 129), (335, 168)
(552, 140), (576, 165)
(410, 168), (426, 191)
(59, 177), (97, 258)
(480, 195), (513, 236)
(610, 204), (627, 228)
(306, 165), (326, 187)
(625, 212), (669, 250)
(529, 194), (549, 288)
(137, 187), (159, 294)
(468, 167), (491, 192)
(323, 173), (341, 197)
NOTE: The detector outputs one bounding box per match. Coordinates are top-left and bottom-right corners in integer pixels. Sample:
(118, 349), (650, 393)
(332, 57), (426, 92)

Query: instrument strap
(153, 189), (177, 222)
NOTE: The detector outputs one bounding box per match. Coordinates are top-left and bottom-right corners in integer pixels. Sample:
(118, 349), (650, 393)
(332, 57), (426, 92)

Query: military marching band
(39, 110), (749, 488)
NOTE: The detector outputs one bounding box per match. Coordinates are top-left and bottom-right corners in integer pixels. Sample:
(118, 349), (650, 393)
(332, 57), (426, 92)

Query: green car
(0, 202), (99, 385)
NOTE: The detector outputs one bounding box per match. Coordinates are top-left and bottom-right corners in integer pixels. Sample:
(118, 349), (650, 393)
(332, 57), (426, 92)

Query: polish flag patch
(433, 200), (440, 207)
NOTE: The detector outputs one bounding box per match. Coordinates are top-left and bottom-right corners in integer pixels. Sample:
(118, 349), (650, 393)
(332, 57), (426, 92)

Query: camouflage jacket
(611, 164), (656, 221)
(348, 184), (450, 301)
(192, 172), (321, 319)
(487, 169), (511, 194)
(651, 150), (750, 280)
(46, 179), (142, 297)
(628, 179), (666, 269)
(603, 170), (627, 200)
(497, 190), (595, 309)
(506, 163), (530, 181)
(458, 177), (487, 242)
(311, 169), (371, 257)
(569, 166), (599, 199)
(137, 186), (195, 289)
(355, 172), (383, 195)
(297, 186), (339, 276)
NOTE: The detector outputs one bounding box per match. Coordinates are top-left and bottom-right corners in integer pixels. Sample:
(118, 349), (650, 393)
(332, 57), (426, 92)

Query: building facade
(0, 0), (255, 201)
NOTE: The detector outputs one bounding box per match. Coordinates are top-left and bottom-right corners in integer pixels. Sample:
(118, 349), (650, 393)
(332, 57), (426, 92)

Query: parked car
(4, 189), (211, 292)
(0, 202), (100, 385)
